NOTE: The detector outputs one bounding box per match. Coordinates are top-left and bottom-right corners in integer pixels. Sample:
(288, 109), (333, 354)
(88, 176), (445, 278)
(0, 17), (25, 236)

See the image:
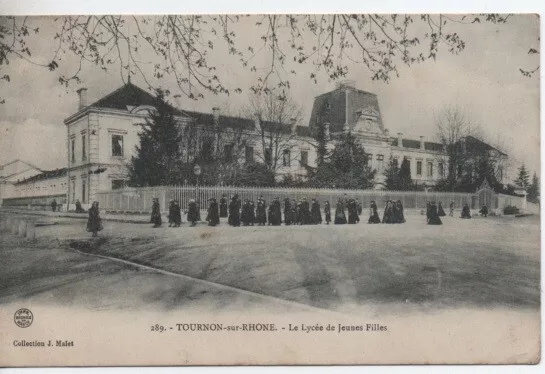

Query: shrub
(503, 205), (520, 215)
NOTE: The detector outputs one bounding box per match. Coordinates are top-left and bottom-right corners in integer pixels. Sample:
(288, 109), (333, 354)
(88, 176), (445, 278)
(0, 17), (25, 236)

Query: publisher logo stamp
(14, 308), (33, 328)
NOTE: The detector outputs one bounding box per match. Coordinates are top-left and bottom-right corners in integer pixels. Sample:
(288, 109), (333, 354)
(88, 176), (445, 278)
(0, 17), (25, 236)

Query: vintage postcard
(0, 13), (540, 366)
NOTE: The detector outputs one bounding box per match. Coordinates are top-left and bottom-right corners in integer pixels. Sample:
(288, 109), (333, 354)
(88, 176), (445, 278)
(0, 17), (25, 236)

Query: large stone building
(0, 79), (508, 208)
(0, 160), (67, 207)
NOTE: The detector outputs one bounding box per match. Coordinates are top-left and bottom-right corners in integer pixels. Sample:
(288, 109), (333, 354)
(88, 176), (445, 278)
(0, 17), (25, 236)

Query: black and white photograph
(0, 5), (541, 367)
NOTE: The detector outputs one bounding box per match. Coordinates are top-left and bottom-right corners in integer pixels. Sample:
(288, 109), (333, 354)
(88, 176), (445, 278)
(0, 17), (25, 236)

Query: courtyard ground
(0, 210), (539, 314)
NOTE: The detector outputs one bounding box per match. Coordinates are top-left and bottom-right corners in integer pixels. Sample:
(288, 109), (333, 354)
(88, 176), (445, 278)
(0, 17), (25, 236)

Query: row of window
(226, 145), (308, 167)
(391, 157), (444, 178)
(70, 133), (125, 164)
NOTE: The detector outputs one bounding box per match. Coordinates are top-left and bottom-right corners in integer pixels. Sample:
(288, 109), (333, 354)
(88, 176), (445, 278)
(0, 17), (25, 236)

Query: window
(498, 166), (503, 181)
(81, 179), (86, 204)
(112, 134), (124, 157)
(224, 144), (234, 163)
(245, 146), (254, 163)
(377, 154), (385, 172)
(71, 137), (76, 163)
(393, 157), (399, 168)
(301, 150), (309, 165)
(265, 148), (272, 166)
(416, 160), (422, 176)
(427, 162), (433, 177)
(111, 180), (126, 190)
(282, 149), (291, 167)
(81, 133), (86, 161)
(438, 162), (444, 177)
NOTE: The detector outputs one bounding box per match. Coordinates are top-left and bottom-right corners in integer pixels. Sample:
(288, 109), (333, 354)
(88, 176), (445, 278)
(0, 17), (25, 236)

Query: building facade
(0, 160), (67, 207)
(60, 80), (511, 206)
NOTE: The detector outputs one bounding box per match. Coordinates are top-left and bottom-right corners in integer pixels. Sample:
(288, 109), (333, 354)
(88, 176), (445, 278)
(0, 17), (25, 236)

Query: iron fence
(95, 185), (505, 213)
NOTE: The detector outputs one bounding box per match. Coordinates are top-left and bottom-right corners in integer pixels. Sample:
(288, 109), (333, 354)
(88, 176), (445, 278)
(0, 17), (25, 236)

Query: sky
(0, 13), (540, 181)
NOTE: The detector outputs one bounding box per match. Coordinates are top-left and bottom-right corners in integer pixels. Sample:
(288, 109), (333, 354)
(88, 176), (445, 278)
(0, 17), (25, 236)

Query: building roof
(14, 168), (67, 185)
(182, 110), (255, 131)
(86, 82), (187, 116)
(464, 135), (507, 156)
(308, 84), (384, 133)
(73, 82), (296, 134)
(391, 138), (444, 152)
(0, 159), (42, 172)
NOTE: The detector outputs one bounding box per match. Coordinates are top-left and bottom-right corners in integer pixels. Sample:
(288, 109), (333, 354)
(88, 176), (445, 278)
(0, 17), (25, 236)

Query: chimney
(420, 135), (425, 150)
(76, 87), (88, 110)
(290, 117), (297, 135)
(324, 122), (330, 140)
(212, 107), (220, 126)
(397, 132), (403, 147)
(335, 79), (356, 90)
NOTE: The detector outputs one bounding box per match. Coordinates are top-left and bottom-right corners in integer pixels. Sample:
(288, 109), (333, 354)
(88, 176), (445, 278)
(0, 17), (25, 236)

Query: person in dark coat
(187, 199), (199, 227)
(356, 198), (363, 216)
(324, 201), (331, 224)
(241, 199), (250, 226)
(206, 198), (219, 226)
(300, 198), (311, 225)
(368, 201), (381, 224)
(461, 203), (472, 219)
(86, 201), (103, 237)
(449, 201), (455, 217)
(283, 198), (292, 225)
(268, 197), (282, 226)
(437, 202), (446, 217)
(396, 200), (406, 223)
(228, 195), (241, 227)
(256, 197), (267, 226)
(219, 194), (228, 218)
(310, 198), (322, 224)
(479, 205), (489, 217)
(51, 199), (57, 212)
(249, 200), (256, 226)
(392, 200), (401, 223)
(150, 198), (162, 227)
(172, 200), (182, 227)
(426, 202), (431, 223)
(382, 200), (393, 224)
(334, 199), (347, 224)
(267, 201), (273, 225)
(168, 200), (176, 227)
(347, 198), (359, 224)
(427, 201), (443, 225)
(290, 199), (298, 225)
(75, 199), (84, 213)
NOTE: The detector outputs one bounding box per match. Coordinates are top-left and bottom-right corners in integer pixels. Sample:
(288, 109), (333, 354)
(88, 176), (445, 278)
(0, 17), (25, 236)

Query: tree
(398, 157), (417, 191)
(244, 91), (303, 173)
(515, 164), (530, 190)
(527, 172), (540, 203)
(1, 14), (532, 104)
(382, 157), (400, 190)
(433, 106), (509, 192)
(223, 162), (275, 187)
(308, 132), (375, 189)
(434, 106), (480, 189)
(128, 90), (183, 186)
(315, 120), (329, 167)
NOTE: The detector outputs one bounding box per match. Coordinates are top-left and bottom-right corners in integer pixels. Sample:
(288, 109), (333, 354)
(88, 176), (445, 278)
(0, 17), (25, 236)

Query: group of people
(147, 194), (408, 228)
(226, 195), (325, 227)
(376, 200), (406, 224)
(86, 194), (490, 236)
